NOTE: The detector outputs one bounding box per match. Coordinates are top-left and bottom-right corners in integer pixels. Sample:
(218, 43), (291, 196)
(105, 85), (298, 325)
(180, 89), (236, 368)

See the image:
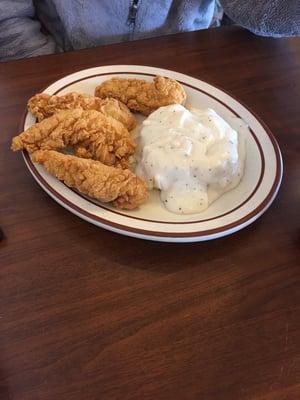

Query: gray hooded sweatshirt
(0, 0), (299, 61)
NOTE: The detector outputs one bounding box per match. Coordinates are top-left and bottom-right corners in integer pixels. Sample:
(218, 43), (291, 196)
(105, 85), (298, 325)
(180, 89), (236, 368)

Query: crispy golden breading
(28, 92), (136, 130)
(11, 109), (136, 167)
(32, 150), (149, 209)
(95, 75), (187, 115)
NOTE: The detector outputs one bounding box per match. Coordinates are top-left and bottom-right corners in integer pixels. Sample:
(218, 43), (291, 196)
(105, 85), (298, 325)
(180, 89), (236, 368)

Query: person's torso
(34, 0), (220, 51)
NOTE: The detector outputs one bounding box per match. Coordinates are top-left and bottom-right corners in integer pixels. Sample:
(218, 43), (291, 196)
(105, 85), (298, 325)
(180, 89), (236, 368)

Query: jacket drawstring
(127, 0), (140, 39)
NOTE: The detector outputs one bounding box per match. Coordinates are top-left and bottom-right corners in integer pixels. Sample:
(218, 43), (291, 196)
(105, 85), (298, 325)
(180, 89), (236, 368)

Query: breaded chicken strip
(95, 75), (187, 115)
(32, 150), (149, 210)
(11, 109), (136, 167)
(28, 92), (136, 130)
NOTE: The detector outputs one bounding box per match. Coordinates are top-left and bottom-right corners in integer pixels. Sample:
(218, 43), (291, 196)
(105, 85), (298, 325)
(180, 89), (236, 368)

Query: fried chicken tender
(95, 75), (187, 115)
(32, 150), (149, 210)
(28, 92), (136, 130)
(11, 109), (136, 167)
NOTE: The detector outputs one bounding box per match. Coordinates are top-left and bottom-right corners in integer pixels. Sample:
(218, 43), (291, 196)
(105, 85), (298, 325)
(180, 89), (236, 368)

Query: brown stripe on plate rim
(20, 69), (282, 237)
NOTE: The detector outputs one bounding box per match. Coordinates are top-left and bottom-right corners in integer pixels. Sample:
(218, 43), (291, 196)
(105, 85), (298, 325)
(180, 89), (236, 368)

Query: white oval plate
(22, 65), (282, 242)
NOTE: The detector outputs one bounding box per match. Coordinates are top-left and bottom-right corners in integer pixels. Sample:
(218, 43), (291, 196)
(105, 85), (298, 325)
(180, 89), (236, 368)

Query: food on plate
(12, 75), (247, 215)
(95, 75), (187, 115)
(11, 109), (136, 167)
(136, 104), (245, 214)
(28, 92), (136, 130)
(32, 150), (149, 210)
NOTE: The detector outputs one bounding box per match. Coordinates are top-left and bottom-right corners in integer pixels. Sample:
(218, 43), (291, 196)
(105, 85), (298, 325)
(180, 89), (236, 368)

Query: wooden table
(0, 26), (299, 400)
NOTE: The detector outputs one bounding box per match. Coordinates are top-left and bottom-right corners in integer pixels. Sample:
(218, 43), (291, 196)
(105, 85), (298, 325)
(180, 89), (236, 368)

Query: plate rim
(20, 65), (283, 242)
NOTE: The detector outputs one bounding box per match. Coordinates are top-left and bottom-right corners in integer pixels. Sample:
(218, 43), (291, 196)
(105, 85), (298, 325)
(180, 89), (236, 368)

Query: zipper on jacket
(127, 0), (140, 39)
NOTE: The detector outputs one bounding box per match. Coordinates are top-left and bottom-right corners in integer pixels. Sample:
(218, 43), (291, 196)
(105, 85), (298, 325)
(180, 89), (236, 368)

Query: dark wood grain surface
(0, 26), (299, 400)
